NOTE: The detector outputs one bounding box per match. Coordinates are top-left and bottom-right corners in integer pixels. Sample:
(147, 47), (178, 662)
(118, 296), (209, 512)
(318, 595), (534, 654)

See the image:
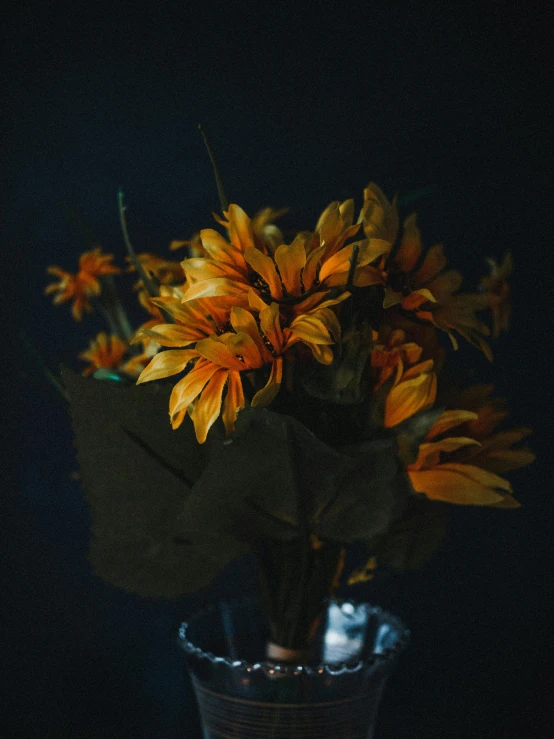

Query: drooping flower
(135, 294), (340, 442)
(479, 252), (512, 339)
(403, 382), (534, 506)
(45, 248), (120, 321)
(78, 332), (128, 377)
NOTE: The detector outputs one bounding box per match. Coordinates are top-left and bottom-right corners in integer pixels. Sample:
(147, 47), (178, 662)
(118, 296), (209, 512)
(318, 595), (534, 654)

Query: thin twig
(198, 124), (229, 213)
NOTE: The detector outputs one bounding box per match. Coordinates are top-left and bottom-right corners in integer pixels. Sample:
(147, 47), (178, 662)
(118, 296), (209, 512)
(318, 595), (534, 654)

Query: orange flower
(78, 332), (128, 377)
(180, 203), (389, 314)
(136, 295), (340, 442)
(480, 252), (512, 339)
(45, 248), (120, 321)
(406, 395), (532, 507)
(383, 359), (437, 428)
(372, 210), (493, 359)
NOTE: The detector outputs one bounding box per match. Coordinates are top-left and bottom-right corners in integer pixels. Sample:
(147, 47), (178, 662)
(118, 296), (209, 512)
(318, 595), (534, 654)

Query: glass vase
(179, 597), (409, 738)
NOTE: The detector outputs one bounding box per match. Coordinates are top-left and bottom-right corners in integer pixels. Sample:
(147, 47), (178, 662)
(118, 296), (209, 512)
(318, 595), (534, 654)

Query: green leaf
(184, 406), (343, 544)
(62, 367), (242, 597)
(314, 437), (415, 544)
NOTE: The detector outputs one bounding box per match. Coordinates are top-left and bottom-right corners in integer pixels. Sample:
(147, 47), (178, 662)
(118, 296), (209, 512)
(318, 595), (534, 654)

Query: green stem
(198, 124), (229, 213)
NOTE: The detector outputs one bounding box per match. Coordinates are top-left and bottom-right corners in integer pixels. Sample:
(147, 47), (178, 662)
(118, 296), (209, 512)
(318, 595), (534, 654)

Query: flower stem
(198, 123), (229, 213)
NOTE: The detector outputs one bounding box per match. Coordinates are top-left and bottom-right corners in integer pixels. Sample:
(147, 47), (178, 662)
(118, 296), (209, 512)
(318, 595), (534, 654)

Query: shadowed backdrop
(3, 1), (553, 737)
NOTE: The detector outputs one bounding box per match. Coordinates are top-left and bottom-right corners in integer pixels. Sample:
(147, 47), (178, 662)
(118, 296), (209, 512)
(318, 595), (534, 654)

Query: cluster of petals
(135, 291), (340, 442)
(384, 371), (532, 506)
(358, 185), (498, 360)
(45, 248), (120, 321)
(179, 202), (391, 314)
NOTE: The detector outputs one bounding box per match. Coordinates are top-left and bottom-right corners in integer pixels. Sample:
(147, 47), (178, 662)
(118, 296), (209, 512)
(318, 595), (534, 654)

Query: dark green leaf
(62, 367), (241, 597)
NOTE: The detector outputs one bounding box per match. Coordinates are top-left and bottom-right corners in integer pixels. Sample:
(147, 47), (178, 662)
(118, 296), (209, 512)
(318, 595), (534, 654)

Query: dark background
(2, 1), (553, 737)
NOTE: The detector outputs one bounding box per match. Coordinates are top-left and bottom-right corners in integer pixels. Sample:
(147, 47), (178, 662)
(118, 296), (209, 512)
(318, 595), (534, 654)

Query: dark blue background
(3, 1), (553, 737)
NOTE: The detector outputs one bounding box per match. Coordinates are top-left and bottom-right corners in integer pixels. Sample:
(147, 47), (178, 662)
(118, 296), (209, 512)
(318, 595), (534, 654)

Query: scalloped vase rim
(178, 596), (411, 677)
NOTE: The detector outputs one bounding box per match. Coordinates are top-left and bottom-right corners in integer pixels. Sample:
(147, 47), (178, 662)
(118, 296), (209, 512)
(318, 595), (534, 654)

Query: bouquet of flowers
(44, 163), (533, 654)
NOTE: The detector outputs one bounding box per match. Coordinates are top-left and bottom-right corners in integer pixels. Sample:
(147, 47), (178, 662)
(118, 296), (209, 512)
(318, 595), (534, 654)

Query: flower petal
(426, 410), (479, 439)
(273, 240), (306, 296)
(395, 213), (422, 272)
(385, 371), (437, 427)
(200, 228), (247, 269)
(413, 243), (447, 286)
(259, 302), (284, 353)
(244, 248), (283, 299)
(251, 357), (283, 407)
(190, 369), (228, 443)
(170, 359), (220, 417)
(408, 467), (507, 506)
(136, 349), (198, 383)
(221, 370), (245, 436)
(227, 204), (255, 252)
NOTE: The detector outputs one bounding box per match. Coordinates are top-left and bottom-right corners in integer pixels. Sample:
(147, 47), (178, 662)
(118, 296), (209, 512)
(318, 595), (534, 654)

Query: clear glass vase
(179, 597), (409, 738)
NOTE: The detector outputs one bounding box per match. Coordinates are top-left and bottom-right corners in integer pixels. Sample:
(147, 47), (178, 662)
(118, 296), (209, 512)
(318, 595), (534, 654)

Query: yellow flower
(135, 294), (340, 442)
(383, 359), (437, 428)
(78, 332), (128, 377)
(45, 248), (120, 321)
(180, 203), (389, 314)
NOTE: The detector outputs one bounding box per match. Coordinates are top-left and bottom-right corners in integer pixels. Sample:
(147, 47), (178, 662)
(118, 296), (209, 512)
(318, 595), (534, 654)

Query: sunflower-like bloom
(480, 252), (512, 339)
(45, 248), (120, 321)
(180, 203), (390, 314)
(135, 292), (340, 442)
(383, 359), (437, 428)
(78, 332), (128, 377)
